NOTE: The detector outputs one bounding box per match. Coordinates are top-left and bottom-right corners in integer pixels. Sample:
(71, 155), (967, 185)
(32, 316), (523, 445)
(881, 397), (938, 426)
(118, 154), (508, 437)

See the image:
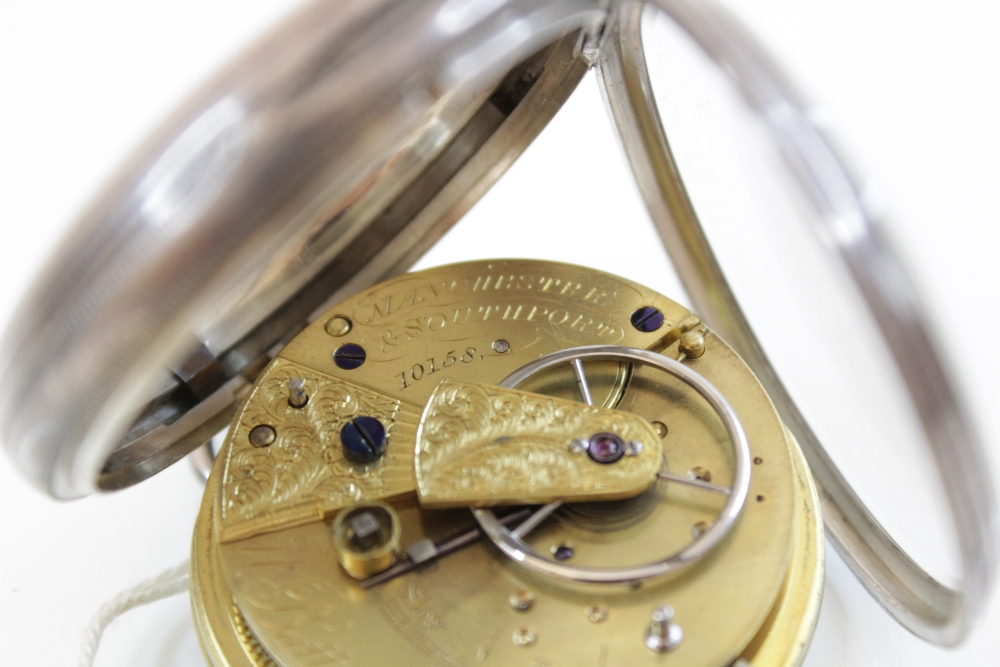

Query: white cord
(78, 560), (190, 667)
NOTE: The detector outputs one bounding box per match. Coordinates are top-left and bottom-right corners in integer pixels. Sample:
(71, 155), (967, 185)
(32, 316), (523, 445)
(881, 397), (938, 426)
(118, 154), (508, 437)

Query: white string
(78, 560), (190, 667)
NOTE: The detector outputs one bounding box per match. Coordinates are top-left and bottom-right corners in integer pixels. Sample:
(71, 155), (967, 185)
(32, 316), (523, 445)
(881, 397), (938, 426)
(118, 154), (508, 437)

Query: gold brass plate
(415, 380), (662, 507)
(192, 259), (823, 667)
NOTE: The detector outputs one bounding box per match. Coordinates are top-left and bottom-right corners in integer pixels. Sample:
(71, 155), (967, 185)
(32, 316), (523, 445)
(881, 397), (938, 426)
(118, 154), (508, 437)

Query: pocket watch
(0, 1), (996, 665)
(188, 257), (823, 667)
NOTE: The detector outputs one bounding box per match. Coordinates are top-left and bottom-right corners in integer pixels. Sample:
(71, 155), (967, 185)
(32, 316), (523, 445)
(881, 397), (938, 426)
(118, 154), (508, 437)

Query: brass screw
(679, 330), (707, 359)
(651, 421), (668, 438)
(249, 425), (276, 448)
(324, 315), (352, 337)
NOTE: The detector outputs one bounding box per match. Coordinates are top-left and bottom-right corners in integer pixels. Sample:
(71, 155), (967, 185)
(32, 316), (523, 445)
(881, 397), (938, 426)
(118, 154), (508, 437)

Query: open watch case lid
(0, 0), (994, 649)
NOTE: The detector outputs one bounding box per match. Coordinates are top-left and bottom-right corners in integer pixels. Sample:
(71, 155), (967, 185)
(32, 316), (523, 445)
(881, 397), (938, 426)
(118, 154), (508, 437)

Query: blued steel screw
(630, 306), (664, 333)
(333, 343), (366, 370)
(341, 416), (387, 464)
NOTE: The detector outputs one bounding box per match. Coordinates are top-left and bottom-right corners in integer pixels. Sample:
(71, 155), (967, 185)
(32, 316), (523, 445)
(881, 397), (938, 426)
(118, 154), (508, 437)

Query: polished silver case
(0, 0), (601, 496)
(0, 0), (994, 648)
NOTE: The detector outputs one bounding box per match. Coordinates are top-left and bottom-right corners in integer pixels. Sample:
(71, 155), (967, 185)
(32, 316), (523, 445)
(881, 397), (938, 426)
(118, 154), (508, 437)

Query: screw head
(340, 416), (387, 464)
(509, 590), (535, 612)
(249, 424), (276, 448)
(586, 605), (608, 623)
(333, 343), (366, 370)
(630, 306), (664, 333)
(492, 339), (510, 353)
(587, 432), (626, 464)
(324, 315), (353, 337)
(679, 330), (707, 359)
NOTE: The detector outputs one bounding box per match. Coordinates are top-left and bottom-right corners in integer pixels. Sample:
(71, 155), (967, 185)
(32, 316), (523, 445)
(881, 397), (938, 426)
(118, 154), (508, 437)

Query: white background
(1, 1), (998, 665)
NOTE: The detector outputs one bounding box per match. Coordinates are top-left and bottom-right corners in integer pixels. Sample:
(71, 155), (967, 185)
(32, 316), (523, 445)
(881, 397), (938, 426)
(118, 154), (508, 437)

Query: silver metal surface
(511, 501), (564, 540)
(571, 357), (595, 406)
(656, 470), (730, 495)
(0, 0), (601, 498)
(474, 345), (751, 584)
(597, 0), (997, 643)
(188, 441), (216, 483)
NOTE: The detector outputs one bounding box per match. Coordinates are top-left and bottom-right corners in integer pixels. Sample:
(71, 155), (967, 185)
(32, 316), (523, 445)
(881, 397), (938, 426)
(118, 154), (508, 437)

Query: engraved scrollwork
(415, 380), (662, 506)
(220, 359), (413, 539)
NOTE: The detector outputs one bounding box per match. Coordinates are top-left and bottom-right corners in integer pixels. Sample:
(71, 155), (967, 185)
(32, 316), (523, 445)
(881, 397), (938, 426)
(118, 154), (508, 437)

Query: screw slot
(630, 306), (664, 333)
(341, 416), (387, 464)
(333, 343), (366, 370)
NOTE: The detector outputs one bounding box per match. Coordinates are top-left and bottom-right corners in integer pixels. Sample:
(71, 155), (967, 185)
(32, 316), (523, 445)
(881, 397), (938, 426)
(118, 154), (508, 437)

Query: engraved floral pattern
(220, 360), (415, 538)
(415, 380), (661, 506)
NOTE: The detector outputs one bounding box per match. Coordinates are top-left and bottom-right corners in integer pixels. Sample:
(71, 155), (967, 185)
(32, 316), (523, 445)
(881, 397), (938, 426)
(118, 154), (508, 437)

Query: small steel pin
(288, 378), (308, 408)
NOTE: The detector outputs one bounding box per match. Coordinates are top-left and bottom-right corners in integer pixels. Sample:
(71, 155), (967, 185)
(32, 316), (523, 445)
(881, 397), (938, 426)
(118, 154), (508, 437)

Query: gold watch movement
(190, 258), (823, 667)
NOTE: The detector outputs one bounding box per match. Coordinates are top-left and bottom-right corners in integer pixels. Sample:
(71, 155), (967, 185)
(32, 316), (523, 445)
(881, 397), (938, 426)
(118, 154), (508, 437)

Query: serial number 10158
(398, 347), (481, 389)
